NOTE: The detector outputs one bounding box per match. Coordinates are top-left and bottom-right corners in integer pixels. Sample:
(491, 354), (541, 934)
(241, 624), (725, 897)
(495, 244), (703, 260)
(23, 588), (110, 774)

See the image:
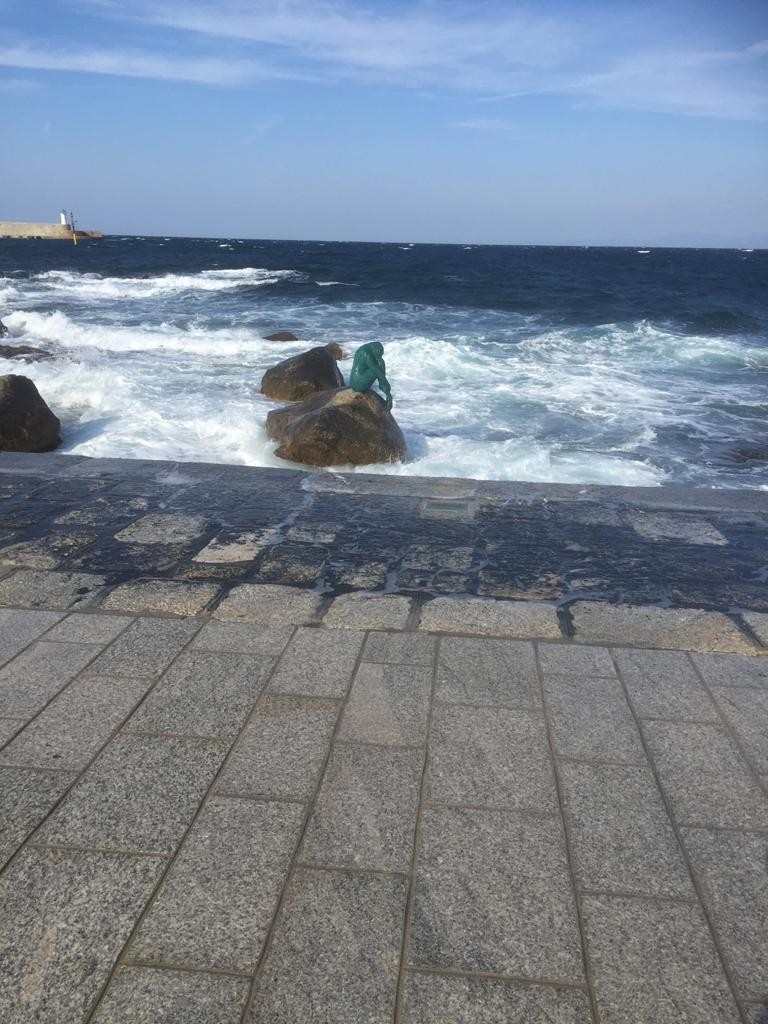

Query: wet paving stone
(0, 569), (108, 610)
(0, 531), (99, 569)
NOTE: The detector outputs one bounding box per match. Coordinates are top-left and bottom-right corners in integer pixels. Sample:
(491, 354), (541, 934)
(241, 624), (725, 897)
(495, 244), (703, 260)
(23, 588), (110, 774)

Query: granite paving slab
(86, 617), (200, 678)
(400, 973), (593, 1024)
(613, 648), (718, 721)
(743, 611), (768, 645)
(338, 662), (431, 747)
(691, 653), (768, 690)
(538, 642), (617, 678)
(0, 673), (153, 770)
(0, 766), (76, 868)
(269, 627), (364, 698)
(426, 703), (557, 811)
(44, 612), (134, 644)
(543, 676), (646, 764)
(0, 607), (64, 667)
(39, 733), (228, 854)
(124, 650), (273, 738)
(581, 894), (742, 1024)
(0, 569), (108, 609)
(129, 796), (304, 972)
(0, 846), (165, 1024)
(215, 695), (339, 800)
(0, 640), (103, 717)
(707, 686), (768, 772)
(436, 636), (539, 707)
(213, 583), (322, 624)
(300, 743), (422, 871)
(92, 966), (250, 1024)
(410, 806), (583, 981)
(99, 579), (221, 616)
(559, 761), (692, 897)
(642, 720), (768, 829)
(419, 596), (562, 638)
(362, 630), (437, 666)
(681, 827), (768, 1001)
(0, 717), (25, 745)
(190, 620), (293, 655)
(323, 593), (412, 630)
(247, 867), (407, 1024)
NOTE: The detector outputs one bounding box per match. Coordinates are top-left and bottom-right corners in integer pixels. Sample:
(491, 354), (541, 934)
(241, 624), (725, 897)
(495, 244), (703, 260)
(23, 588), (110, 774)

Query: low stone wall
(0, 222), (102, 239)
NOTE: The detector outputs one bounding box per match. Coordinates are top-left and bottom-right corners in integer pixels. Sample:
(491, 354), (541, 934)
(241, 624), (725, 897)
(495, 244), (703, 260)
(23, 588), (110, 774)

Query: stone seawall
(0, 222), (102, 239)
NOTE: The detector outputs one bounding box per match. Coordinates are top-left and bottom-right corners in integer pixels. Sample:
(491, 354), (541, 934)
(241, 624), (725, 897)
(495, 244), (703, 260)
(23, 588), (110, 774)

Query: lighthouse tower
(60, 210), (68, 227)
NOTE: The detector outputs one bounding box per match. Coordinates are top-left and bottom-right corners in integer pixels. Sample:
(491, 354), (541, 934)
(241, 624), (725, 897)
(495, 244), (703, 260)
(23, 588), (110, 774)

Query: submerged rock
(0, 344), (53, 362)
(0, 374), (61, 452)
(266, 387), (406, 467)
(261, 346), (345, 402)
(264, 331), (299, 342)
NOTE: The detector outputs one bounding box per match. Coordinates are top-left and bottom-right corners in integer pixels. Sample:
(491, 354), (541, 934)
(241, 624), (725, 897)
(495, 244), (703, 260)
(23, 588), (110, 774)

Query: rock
(261, 346), (345, 402)
(0, 374), (61, 452)
(264, 331), (299, 342)
(266, 387), (406, 467)
(325, 342), (347, 361)
(0, 319), (8, 337)
(0, 344), (53, 362)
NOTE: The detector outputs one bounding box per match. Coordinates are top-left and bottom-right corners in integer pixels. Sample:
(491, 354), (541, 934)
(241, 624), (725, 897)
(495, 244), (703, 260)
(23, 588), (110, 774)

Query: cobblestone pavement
(0, 454), (767, 1022)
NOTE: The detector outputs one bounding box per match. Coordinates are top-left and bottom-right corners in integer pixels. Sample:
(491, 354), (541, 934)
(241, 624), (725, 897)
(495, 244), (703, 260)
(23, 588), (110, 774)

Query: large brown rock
(261, 346), (345, 402)
(266, 387), (406, 467)
(0, 375), (61, 452)
(0, 344), (53, 362)
(264, 331), (299, 342)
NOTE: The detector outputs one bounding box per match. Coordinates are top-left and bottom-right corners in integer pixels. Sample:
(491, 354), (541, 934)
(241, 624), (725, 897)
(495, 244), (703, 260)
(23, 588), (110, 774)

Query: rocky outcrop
(264, 331), (299, 342)
(0, 319), (7, 337)
(261, 346), (345, 402)
(0, 344), (53, 362)
(0, 374), (61, 452)
(325, 342), (347, 361)
(266, 387), (406, 467)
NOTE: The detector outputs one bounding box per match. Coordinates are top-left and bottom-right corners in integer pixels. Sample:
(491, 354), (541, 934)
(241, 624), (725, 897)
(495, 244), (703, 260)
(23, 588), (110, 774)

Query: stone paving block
(571, 602), (756, 654)
(436, 636), (539, 707)
(192, 530), (267, 563)
(100, 579), (221, 616)
(39, 733), (227, 854)
(93, 966), (250, 1024)
(0, 640), (102, 717)
(216, 696), (339, 799)
(87, 616), (200, 677)
(624, 510), (728, 545)
(692, 653), (768, 690)
(126, 650), (272, 738)
(301, 744), (421, 871)
(362, 630), (436, 666)
(400, 972), (593, 1024)
(746, 1002), (768, 1024)
(544, 676), (646, 763)
(538, 642), (617, 678)
(270, 627), (364, 698)
(613, 647), (717, 721)
(130, 796), (304, 972)
(582, 894), (742, 1024)
(1, 673), (152, 771)
(0, 569), (108, 610)
(643, 720), (768, 828)
(427, 703), (557, 811)
(323, 593), (412, 630)
(54, 494), (151, 528)
(44, 612), (134, 644)
(411, 806), (583, 980)
(214, 583), (322, 624)
(708, 686), (768, 772)
(0, 846), (165, 1024)
(247, 867), (407, 1024)
(339, 663), (431, 747)
(560, 761), (691, 897)
(419, 596), (561, 639)
(0, 607), (63, 666)
(743, 611), (768, 645)
(0, 766), (76, 867)
(0, 716), (24, 745)
(115, 512), (208, 544)
(327, 560), (388, 589)
(0, 531), (98, 569)
(191, 620), (292, 655)
(681, 828), (767, 1001)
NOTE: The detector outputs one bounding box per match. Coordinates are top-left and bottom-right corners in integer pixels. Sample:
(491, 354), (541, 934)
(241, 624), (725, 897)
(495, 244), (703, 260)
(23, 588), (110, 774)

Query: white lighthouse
(60, 210), (68, 227)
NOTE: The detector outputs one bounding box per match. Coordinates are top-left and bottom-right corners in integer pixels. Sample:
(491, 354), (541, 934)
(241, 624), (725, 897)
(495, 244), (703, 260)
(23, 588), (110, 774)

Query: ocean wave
(19, 267), (302, 300)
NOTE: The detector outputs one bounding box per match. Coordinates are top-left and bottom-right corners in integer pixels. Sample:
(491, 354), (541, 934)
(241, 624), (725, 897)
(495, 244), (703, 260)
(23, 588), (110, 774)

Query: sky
(1, 0), (767, 245)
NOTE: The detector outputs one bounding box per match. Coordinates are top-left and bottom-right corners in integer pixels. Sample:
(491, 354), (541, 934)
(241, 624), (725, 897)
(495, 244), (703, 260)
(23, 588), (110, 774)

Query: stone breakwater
(0, 452), (766, 654)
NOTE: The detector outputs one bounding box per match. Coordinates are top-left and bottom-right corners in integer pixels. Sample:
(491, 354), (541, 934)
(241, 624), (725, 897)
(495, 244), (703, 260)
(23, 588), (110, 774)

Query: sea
(1, 237), (766, 489)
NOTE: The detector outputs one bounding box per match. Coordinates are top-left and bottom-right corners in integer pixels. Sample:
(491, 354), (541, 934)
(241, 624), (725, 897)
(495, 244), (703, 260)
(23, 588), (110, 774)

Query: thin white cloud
(0, 75), (40, 92)
(451, 118), (518, 132)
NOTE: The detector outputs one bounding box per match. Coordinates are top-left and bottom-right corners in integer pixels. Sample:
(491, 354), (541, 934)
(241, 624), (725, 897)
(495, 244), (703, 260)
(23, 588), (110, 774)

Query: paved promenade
(0, 453), (766, 1022)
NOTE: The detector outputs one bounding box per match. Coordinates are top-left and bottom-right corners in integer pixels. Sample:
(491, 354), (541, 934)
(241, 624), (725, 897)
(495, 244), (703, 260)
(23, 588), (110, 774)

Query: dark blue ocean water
(1, 236), (766, 488)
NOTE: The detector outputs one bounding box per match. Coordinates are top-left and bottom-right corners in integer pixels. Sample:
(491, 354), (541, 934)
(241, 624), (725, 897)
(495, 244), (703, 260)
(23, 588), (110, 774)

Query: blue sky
(2, 0), (767, 245)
